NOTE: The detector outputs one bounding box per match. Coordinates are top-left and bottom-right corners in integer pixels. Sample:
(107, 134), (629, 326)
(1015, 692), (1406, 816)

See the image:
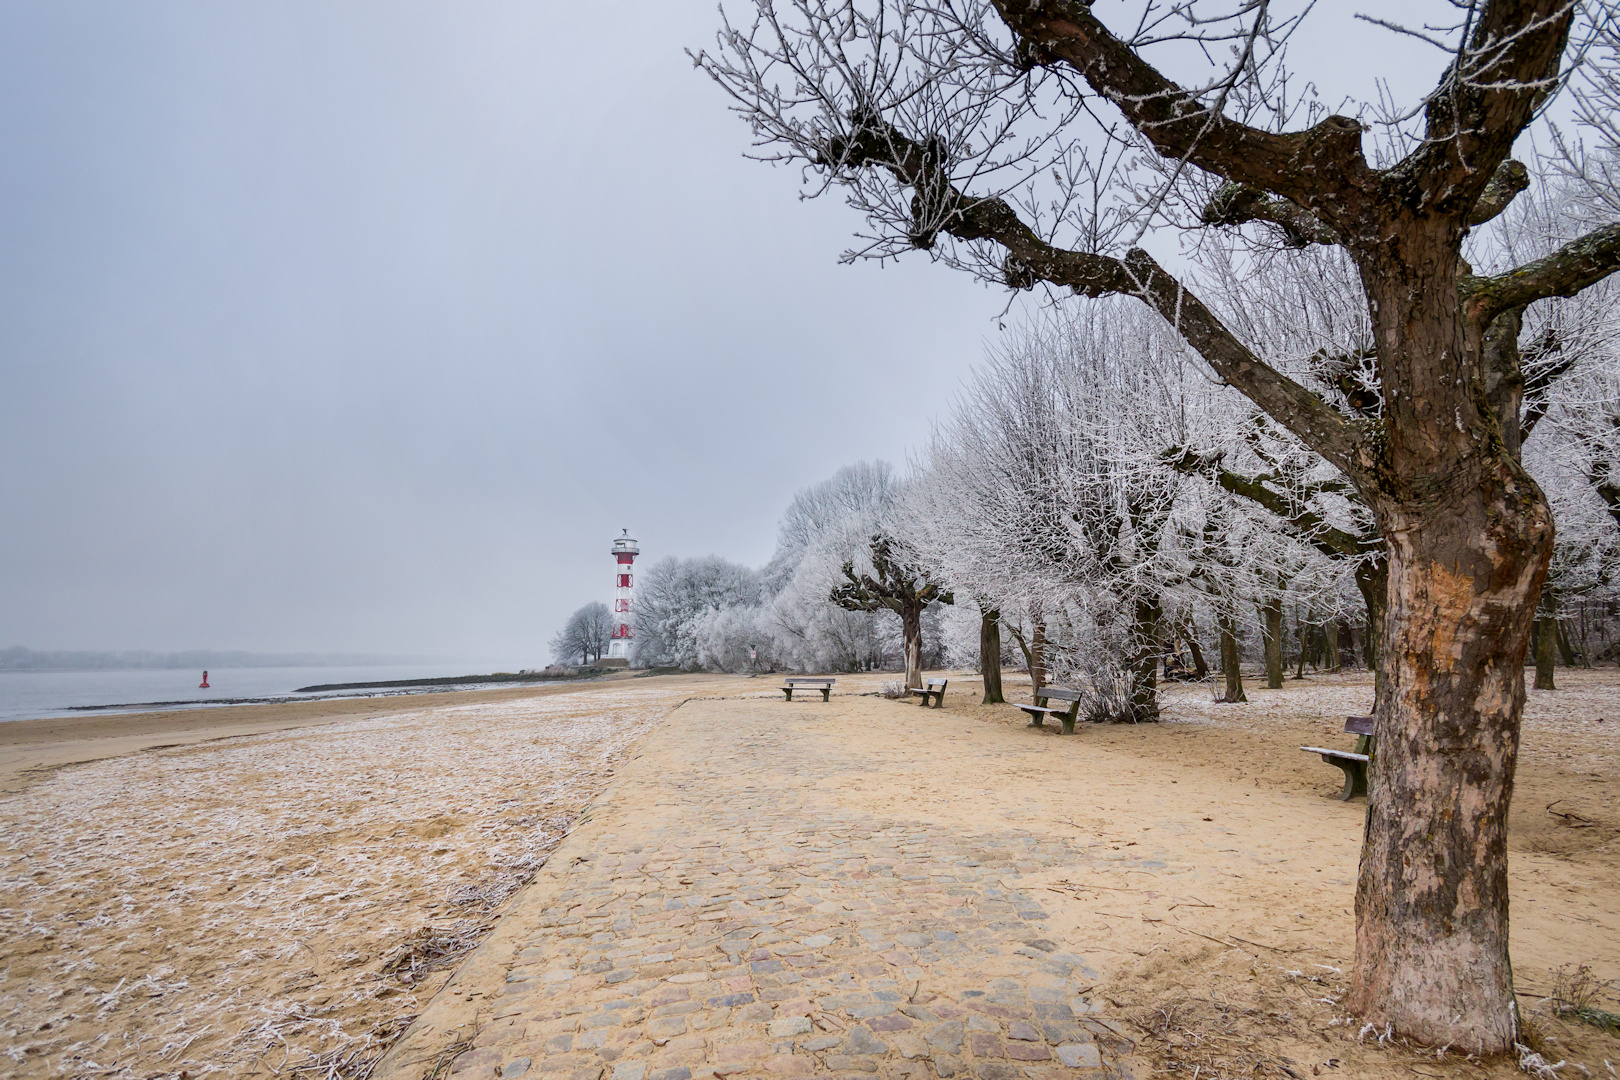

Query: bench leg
(1060, 713), (1077, 736)
(782, 689), (793, 701)
(820, 689), (830, 702)
(1027, 713), (1043, 727)
(1332, 760), (1367, 800)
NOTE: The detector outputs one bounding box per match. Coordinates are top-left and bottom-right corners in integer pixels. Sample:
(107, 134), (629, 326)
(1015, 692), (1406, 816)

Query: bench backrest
(924, 678), (947, 687)
(1345, 715), (1375, 736)
(785, 677), (835, 686)
(1036, 687), (1084, 703)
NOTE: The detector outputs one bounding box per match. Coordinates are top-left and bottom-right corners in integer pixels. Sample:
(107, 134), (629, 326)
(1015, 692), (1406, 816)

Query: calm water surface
(0, 664), (543, 722)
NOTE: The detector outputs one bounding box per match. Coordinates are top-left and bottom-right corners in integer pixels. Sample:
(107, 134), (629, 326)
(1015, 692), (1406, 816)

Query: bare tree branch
(1385, 1), (1575, 222)
(1465, 220), (1620, 324)
(988, 0), (1376, 226)
(829, 119), (1366, 475)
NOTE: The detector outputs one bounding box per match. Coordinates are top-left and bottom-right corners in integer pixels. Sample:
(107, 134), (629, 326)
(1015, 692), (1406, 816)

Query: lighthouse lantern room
(608, 530), (639, 660)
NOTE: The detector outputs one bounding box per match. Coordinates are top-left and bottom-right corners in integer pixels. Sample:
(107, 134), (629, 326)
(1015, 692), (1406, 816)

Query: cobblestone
(387, 698), (1140, 1080)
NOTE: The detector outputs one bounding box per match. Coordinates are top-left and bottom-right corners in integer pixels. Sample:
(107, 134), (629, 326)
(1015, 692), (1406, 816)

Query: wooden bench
(780, 677), (835, 702)
(907, 677), (948, 708)
(1016, 687), (1085, 735)
(1302, 715), (1375, 800)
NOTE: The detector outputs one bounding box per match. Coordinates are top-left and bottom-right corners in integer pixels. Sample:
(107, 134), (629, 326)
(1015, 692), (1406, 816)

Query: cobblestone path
(379, 696), (1142, 1080)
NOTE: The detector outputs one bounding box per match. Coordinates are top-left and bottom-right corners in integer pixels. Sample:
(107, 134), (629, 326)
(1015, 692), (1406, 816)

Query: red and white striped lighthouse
(608, 529), (639, 660)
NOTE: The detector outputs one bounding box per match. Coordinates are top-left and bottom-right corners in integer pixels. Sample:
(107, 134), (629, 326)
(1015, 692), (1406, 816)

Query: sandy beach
(1, 670), (1617, 1079)
(0, 674), (733, 1076)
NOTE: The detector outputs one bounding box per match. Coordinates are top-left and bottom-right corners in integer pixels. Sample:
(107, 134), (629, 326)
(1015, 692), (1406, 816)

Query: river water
(0, 663), (543, 722)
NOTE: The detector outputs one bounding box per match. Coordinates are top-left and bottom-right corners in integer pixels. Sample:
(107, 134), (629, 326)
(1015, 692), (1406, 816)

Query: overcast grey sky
(0, 3), (1452, 664)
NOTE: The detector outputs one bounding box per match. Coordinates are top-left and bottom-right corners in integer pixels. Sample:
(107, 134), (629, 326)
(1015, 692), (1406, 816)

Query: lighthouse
(607, 529), (639, 661)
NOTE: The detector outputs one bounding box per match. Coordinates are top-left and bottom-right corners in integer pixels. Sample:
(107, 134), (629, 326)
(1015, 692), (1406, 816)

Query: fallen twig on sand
(1228, 935), (1301, 955)
(421, 1036), (476, 1080)
(380, 923), (490, 981)
(287, 1015), (417, 1080)
(1547, 801), (1597, 829)
(1049, 879), (1137, 892)
(1166, 924), (1247, 951)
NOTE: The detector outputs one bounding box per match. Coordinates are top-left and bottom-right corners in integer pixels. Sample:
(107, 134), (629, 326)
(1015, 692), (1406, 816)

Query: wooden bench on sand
(780, 677), (835, 702)
(1017, 686), (1085, 735)
(907, 677), (948, 708)
(1302, 715), (1375, 800)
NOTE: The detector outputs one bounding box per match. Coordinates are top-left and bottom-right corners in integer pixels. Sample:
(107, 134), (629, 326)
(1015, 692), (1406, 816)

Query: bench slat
(1301, 746), (1370, 762)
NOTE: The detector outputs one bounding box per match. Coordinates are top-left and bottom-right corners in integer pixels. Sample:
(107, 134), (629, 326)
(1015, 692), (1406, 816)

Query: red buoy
(199, 670), (210, 688)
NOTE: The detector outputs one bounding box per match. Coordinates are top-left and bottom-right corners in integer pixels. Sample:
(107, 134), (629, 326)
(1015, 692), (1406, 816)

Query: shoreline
(0, 672), (643, 796)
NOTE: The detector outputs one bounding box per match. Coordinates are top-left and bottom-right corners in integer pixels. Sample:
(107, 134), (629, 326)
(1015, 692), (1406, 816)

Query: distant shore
(291, 667), (614, 693)
(56, 668), (609, 712)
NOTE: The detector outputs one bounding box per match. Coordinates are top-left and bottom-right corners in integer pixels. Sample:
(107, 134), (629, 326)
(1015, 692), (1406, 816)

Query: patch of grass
(1549, 964), (1620, 1034)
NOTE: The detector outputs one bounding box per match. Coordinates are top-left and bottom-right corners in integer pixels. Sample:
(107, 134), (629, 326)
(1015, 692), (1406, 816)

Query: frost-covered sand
(0, 675), (730, 1077)
(1, 669), (1616, 1078)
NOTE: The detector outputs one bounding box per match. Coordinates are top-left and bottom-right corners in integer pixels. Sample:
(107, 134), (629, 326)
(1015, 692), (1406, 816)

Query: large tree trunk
(1186, 633), (1209, 679)
(1217, 611), (1245, 703)
(1352, 488), (1551, 1052)
(1533, 616), (1557, 691)
(1355, 559), (1387, 670)
(1029, 617), (1047, 694)
(1125, 593), (1162, 720)
(901, 602), (924, 692)
(1260, 594), (1285, 689)
(980, 607), (1005, 704)
(1294, 612), (1308, 680)
(1348, 214), (1558, 1051)
(1556, 620), (1581, 667)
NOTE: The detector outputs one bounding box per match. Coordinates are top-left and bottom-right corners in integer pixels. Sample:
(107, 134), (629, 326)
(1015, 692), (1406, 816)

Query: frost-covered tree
(549, 601), (613, 666)
(829, 531), (952, 690)
(631, 556), (761, 670)
(763, 461), (910, 673)
(912, 302), (1191, 720)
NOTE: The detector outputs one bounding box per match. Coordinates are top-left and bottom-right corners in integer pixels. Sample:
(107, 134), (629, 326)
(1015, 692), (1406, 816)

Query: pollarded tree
(698, 0), (1620, 1050)
(830, 531), (952, 689)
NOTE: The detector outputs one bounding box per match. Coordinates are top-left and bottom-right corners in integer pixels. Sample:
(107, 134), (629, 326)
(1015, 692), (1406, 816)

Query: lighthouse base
(595, 657), (629, 669)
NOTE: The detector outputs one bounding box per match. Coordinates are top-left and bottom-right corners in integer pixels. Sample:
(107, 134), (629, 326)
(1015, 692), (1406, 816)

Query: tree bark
(1217, 612), (1245, 703)
(1534, 617), (1557, 691)
(1186, 633), (1209, 679)
(1556, 620), (1580, 667)
(1349, 400), (1555, 1053)
(1355, 560), (1387, 670)
(1029, 618), (1047, 694)
(901, 601), (923, 693)
(1126, 593), (1162, 720)
(1294, 613), (1308, 680)
(1260, 594), (1285, 690)
(980, 607), (1005, 704)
